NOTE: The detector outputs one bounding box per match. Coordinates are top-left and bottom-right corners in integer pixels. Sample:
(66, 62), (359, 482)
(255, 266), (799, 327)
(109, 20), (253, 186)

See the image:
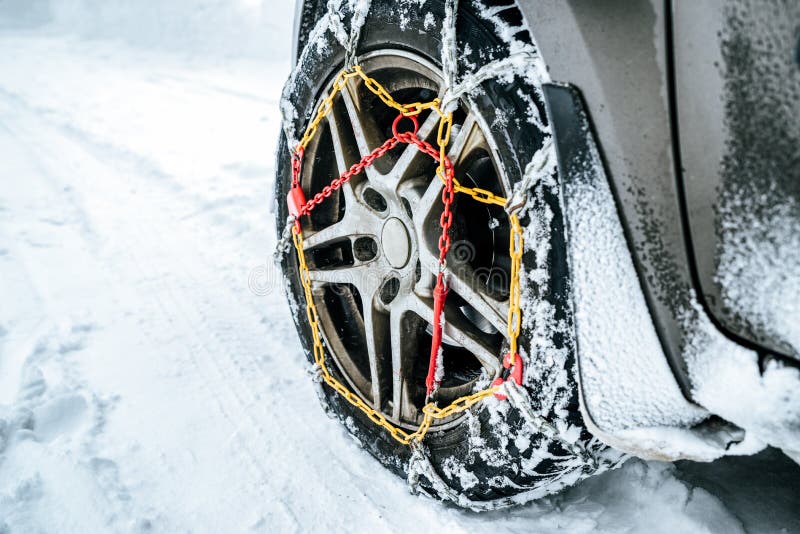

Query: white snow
(424, 12), (436, 31)
(563, 147), (712, 442)
(0, 1), (798, 532)
(717, 192), (800, 354)
(682, 297), (800, 459)
(1, 0), (293, 60)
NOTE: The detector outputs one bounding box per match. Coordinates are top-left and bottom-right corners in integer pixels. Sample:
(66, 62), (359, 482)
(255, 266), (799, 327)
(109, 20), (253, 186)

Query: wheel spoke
(306, 262), (383, 299)
(404, 295), (501, 377)
(326, 104), (359, 205)
(446, 270), (508, 336)
(340, 80), (385, 182)
(314, 293), (375, 402)
(306, 265), (361, 286)
(327, 102), (355, 175)
(303, 191), (382, 251)
(407, 172), (444, 236)
(417, 246), (508, 335)
(302, 219), (353, 251)
(398, 114), (476, 228)
(361, 295), (389, 410)
(389, 307), (416, 421)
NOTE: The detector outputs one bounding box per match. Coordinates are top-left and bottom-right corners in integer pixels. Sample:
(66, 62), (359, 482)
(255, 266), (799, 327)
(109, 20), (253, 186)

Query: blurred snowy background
(0, 0), (293, 59)
(0, 1), (798, 532)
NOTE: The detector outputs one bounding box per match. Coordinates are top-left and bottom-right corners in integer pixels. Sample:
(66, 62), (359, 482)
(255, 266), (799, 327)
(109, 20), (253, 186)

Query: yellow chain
(297, 70), (362, 150)
(289, 67), (526, 444)
(354, 65), (442, 117)
(507, 214), (523, 365)
(454, 185), (507, 207)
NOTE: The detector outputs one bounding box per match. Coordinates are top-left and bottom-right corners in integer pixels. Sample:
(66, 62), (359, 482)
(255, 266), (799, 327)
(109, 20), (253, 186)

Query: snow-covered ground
(0, 2), (798, 532)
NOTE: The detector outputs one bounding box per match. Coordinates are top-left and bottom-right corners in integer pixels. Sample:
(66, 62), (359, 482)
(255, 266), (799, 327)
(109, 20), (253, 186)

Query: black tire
(276, 0), (617, 508)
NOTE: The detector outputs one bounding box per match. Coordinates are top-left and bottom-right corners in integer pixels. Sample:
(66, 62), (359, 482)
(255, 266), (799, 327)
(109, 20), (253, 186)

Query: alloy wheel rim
(298, 49), (514, 429)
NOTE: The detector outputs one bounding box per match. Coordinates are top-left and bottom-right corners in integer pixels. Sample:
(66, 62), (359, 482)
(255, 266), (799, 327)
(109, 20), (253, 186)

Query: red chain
(288, 113), (456, 401)
(291, 147), (304, 188)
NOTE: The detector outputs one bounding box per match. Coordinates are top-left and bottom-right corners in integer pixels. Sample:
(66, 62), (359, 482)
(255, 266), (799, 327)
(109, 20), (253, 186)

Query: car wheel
(275, 0), (620, 508)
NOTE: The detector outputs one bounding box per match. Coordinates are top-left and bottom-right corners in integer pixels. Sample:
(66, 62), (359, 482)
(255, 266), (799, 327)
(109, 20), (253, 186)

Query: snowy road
(0, 31), (798, 533)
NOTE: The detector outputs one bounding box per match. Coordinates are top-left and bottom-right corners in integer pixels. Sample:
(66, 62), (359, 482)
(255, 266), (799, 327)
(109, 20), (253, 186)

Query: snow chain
(281, 0), (595, 470)
(287, 63), (521, 444)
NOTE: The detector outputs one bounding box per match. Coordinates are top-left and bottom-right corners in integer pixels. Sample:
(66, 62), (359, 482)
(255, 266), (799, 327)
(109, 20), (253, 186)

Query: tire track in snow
(0, 68), (417, 522)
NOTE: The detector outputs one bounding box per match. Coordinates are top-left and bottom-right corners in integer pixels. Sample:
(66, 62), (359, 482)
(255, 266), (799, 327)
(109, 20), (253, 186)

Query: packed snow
(563, 143), (717, 456)
(0, 1), (798, 532)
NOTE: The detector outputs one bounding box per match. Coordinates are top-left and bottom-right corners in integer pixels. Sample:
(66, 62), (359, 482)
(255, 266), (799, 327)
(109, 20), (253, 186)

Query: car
(274, 0), (800, 509)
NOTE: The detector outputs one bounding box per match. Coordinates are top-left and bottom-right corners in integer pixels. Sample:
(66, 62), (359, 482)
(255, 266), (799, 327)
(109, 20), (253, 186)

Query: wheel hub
(381, 217), (411, 268)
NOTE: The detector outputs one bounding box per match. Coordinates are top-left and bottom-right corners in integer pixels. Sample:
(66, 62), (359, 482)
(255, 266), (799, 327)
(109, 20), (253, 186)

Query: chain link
(441, 0), (459, 91)
(301, 136), (399, 214)
(273, 216), (297, 263)
(326, 0), (350, 49)
(453, 184), (507, 206)
(344, 1), (370, 69)
(507, 214), (523, 364)
(298, 70), (360, 151)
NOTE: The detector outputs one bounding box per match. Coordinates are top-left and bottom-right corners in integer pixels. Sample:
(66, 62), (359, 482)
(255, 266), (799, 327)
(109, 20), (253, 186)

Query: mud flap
(542, 83), (751, 461)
